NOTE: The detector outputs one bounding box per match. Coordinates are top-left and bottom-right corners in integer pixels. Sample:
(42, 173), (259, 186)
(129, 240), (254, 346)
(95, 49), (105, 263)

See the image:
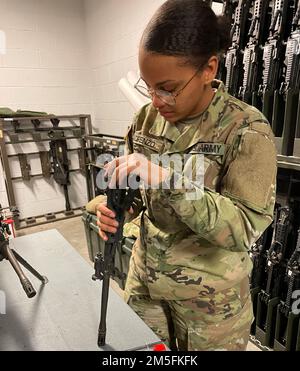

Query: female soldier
(96, 0), (277, 351)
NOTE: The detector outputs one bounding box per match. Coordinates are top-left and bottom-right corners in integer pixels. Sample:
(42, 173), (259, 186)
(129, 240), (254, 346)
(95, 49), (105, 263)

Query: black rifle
(217, 0), (238, 83)
(258, 0), (294, 131)
(0, 206), (48, 297)
(225, 0), (252, 96)
(92, 176), (139, 347)
(239, 0), (271, 106)
(250, 231), (268, 290)
(281, 1), (300, 150)
(49, 139), (71, 211)
(276, 0), (300, 152)
(249, 229), (269, 335)
(222, 0), (239, 19)
(274, 227), (300, 350)
(255, 206), (293, 346)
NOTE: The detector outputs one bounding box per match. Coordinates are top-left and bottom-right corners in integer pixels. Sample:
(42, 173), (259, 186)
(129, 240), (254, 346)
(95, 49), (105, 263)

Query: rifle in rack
(274, 228), (300, 351)
(255, 206), (293, 347)
(258, 0), (295, 132)
(225, 0), (253, 96)
(280, 0), (300, 154)
(239, 0), (271, 106)
(249, 229), (270, 335)
(273, 0), (300, 148)
(217, 0), (238, 83)
(49, 137), (71, 212)
(250, 231), (269, 291)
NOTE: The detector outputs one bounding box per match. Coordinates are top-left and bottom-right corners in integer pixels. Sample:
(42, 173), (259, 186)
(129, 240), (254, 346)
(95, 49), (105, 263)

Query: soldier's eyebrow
(141, 77), (180, 88)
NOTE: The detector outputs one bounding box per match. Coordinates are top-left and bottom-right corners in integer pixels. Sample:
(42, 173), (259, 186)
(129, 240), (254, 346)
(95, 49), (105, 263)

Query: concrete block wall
(0, 0), (92, 217)
(0, 0), (92, 114)
(84, 0), (166, 136)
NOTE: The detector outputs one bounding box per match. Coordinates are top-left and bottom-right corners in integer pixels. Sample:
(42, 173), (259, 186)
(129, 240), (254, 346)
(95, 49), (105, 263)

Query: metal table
(0, 229), (161, 351)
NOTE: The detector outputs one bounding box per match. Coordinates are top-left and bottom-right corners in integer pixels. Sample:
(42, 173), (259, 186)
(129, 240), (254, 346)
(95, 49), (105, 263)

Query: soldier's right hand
(96, 203), (133, 241)
(97, 203), (118, 241)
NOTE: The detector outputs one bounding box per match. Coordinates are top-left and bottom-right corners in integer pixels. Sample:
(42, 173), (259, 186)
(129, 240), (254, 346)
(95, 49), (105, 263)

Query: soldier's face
(138, 49), (217, 122)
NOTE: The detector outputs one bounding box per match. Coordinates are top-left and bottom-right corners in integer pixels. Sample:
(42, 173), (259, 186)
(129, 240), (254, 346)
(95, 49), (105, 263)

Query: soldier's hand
(96, 202), (133, 241)
(104, 153), (169, 188)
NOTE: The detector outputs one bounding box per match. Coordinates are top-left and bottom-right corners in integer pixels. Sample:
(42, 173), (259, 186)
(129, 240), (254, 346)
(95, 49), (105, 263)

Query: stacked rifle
(220, 0), (300, 157)
(250, 203), (300, 350)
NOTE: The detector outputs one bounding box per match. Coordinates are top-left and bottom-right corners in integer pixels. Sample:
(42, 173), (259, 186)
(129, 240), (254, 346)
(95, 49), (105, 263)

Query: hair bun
(216, 15), (232, 53)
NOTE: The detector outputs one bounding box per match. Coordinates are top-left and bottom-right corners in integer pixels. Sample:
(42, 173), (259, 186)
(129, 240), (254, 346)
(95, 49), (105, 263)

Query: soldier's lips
(159, 111), (174, 118)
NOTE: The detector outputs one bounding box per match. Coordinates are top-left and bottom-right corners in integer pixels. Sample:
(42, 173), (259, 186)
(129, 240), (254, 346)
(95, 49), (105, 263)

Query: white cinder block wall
(83, 0), (166, 136)
(0, 0), (92, 114)
(0, 0), (93, 217)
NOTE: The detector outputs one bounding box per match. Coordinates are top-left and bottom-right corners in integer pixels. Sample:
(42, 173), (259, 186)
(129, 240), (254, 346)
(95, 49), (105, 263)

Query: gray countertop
(0, 229), (160, 351)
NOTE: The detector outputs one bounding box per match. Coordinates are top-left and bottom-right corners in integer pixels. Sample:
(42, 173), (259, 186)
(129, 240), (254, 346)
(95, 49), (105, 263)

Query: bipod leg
(12, 249), (48, 285)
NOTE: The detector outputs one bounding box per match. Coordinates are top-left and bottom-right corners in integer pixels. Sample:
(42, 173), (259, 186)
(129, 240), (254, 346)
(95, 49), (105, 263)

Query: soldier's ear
(204, 56), (218, 84)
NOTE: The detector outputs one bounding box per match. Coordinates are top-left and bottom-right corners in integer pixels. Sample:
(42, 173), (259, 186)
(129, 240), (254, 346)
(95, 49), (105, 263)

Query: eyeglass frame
(134, 67), (202, 106)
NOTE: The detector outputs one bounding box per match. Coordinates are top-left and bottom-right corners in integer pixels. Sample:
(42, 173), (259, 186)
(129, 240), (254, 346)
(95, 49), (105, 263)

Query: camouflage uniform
(123, 80), (277, 350)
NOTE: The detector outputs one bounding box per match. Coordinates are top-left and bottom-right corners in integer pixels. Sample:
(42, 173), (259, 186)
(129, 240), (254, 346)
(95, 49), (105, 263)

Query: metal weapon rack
(0, 114), (93, 229)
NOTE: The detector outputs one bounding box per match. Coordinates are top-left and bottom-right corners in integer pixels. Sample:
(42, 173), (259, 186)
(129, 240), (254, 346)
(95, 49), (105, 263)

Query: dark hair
(141, 0), (231, 69)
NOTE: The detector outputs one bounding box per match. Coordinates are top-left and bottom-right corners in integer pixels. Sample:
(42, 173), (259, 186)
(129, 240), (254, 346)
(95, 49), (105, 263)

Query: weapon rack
(84, 133), (125, 200)
(217, 0), (300, 169)
(0, 114), (92, 229)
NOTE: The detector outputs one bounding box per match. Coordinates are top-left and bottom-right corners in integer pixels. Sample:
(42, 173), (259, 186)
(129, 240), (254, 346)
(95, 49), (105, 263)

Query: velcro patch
(249, 122), (272, 136)
(133, 133), (164, 153)
(189, 142), (226, 156)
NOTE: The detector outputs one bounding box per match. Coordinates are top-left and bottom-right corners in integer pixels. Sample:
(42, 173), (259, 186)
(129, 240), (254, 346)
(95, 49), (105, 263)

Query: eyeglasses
(134, 68), (201, 106)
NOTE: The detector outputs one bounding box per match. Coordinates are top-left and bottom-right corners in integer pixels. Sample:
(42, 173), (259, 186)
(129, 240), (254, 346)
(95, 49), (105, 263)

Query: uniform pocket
(186, 295), (253, 351)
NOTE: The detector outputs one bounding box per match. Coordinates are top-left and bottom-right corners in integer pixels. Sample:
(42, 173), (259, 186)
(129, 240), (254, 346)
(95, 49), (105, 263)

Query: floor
(14, 215), (261, 351)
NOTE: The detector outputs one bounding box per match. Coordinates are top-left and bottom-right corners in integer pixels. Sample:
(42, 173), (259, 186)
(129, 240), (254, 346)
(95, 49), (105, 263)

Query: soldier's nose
(152, 95), (166, 109)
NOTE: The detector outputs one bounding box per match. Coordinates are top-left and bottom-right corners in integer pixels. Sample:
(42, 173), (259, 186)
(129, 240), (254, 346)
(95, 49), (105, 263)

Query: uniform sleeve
(85, 195), (107, 214)
(165, 124), (277, 252)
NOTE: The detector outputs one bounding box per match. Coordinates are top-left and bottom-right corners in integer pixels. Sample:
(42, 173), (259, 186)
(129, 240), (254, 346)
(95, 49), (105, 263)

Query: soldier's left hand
(104, 153), (169, 188)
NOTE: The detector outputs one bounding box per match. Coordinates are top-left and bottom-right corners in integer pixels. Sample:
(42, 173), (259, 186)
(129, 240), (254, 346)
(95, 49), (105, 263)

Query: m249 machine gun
(92, 175), (139, 347)
(0, 206), (48, 298)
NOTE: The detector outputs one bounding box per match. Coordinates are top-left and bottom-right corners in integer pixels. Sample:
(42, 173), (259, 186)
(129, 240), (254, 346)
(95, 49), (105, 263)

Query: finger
(96, 201), (107, 210)
(128, 206), (134, 214)
(109, 163), (139, 188)
(108, 161), (130, 189)
(104, 156), (127, 178)
(97, 204), (116, 218)
(99, 214), (119, 228)
(99, 229), (108, 241)
(97, 220), (118, 234)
